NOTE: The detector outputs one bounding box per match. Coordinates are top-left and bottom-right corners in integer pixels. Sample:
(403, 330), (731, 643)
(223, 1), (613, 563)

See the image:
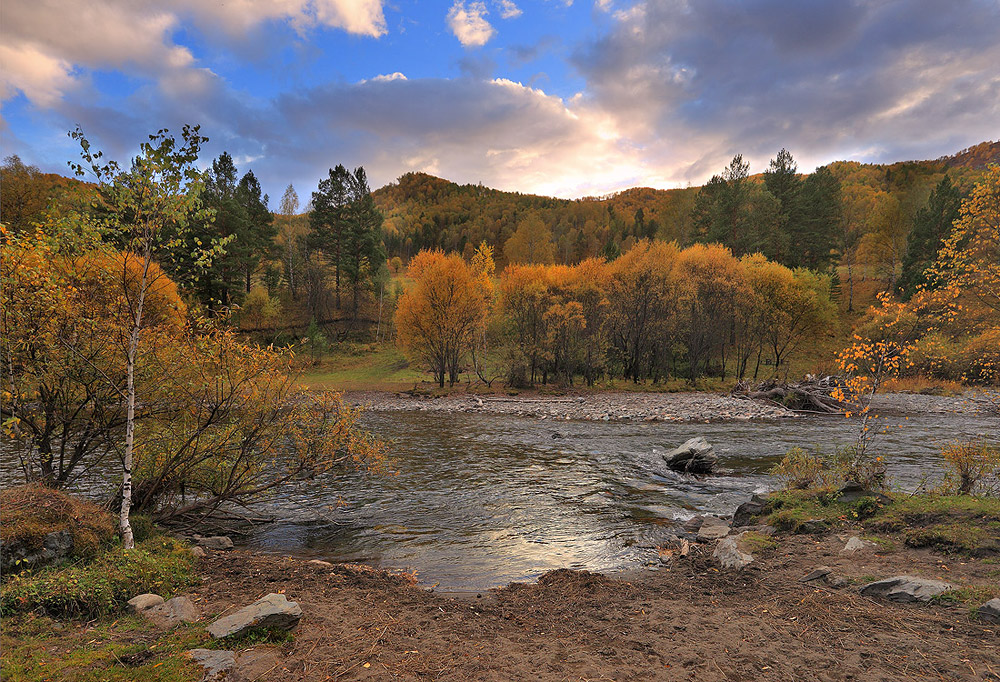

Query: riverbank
(346, 389), (795, 422)
(6, 516), (998, 681)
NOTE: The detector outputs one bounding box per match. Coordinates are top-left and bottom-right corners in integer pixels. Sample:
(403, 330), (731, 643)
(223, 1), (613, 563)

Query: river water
(3, 395), (994, 591)
(240, 397), (995, 591)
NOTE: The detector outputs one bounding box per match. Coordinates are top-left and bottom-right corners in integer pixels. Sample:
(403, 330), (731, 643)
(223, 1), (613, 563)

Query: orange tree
(395, 249), (486, 387)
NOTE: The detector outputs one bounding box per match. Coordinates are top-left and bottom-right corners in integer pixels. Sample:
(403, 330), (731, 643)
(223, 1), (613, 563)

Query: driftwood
(731, 375), (854, 414)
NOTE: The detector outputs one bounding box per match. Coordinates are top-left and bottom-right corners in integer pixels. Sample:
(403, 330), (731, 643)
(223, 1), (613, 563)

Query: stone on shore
(731, 495), (767, 527)
(126, 593), (164, 613)
(977, 598), (1000, 623)
(664, 437), (717, 474)
(307, 559), (333, 568)
(143, 596), (199, 628)
(798, 566), (832, 583)
(713, 535), (753, 569)
(840, 536), (876, 555)
(186, 649), (235, 682)
(190, 546), (206, 558)
(196, 536), (234, 551)
(207, 593), (302, 639)
(697, 516), (731, 542)
(858, 576), (953, 603)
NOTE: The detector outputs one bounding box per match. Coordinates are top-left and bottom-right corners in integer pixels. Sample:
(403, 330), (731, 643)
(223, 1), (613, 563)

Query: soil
(184, 533), (999, 681)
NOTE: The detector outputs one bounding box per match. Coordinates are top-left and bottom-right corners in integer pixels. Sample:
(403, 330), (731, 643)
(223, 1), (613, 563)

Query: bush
(0, 484), (115, 568)
(940, 439), (1000, 496)
(0, 536), (196, 618)
(771, 446), (888, 493)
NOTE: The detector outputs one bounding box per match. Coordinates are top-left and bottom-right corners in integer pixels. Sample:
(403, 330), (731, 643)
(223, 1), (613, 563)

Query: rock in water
(858, 576), (953, 603)
(207, 593), (302, 639)
(977, 598), (1000, 623)
(713, 535), (753, 569)
(664, 437), (717, 474)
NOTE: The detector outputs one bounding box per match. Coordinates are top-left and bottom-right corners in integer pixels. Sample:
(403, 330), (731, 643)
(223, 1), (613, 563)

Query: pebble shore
(345, 390), (794, 422)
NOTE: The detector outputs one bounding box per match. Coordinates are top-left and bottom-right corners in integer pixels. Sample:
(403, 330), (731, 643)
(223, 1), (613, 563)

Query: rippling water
(2, 399), (994, 591)
(241, 403), (995, 590)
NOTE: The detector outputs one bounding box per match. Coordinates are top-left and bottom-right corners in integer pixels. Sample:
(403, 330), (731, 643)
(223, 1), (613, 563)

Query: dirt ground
(185, 533), (999, 682)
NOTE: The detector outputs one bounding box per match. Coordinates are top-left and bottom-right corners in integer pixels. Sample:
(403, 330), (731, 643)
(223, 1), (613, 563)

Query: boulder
(1, 530), (73, 573)
(836, 483), (891, 504)
(143, 596), (199, 628)
(207, 593), (302, 639)
(858, 576), (953, 603)
(196, 536), (234, 551)
(664, 437), (717, 474)
(127, 593), (164, 614)
(186, 649), (235, 682)
(697, 516), (731, 542)
(977, 598), (1000, 624)
(713, 535), (753, 569)
(732, 495), (767, 527)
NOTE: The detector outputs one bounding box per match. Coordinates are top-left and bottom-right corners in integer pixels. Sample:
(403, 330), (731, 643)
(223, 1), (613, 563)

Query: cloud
(573, 0), (1000, 183)
(0, 0), (387, 109)
(447, 1), (496, 47)
(497, 0), (523, 20)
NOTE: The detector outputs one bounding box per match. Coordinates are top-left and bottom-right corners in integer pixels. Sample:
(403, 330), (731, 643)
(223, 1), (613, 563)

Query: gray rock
(143, 596), (199, 628)
(713, 535), (753, 569)
(740, 524), (776, 536)
(127, 594), (164, 613)
(797, 519), (829, 534)
(977, 598), (1000, 624)
(307, 559), (333, 568)
(1, 529), (74, 573)
(207, 593), (302, 639)
(664, 437), (718, 474)
(799, 566), (833, 583)
(858, 576), (953, 603)
(840, 536), (875, 555)
(732, 495), (767, 527)
(836, 483), (890, 504)
(197, 536), (234, 551)
(190, 546), (206, 559)
(697, 516), (731, 542)
(681, 515), (707, 533)
(824, 574), (850, 589)
(186, 649), (235, 681)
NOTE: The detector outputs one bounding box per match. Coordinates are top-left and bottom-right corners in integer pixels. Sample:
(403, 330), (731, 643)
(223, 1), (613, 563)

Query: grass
(1, 535), (197, 618)
(740, 531), (779, 554)
(930, 585), (999, 606)
(761, 490), (1000, 555)
(1, 484), (116, 566)
(882, 375), (966, 396)
(0, 614), (205, 682)
(301, 342), (425, 391)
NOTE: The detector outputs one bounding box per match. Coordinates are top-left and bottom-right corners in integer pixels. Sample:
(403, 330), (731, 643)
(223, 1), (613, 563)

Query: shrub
(0, 536), (196, 618)
(940, 439), (1000, 496)
(0, 484), (115, 568)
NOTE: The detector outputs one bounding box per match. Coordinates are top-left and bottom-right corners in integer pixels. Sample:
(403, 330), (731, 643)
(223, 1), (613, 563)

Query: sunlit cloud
(447, 1), (496, 48)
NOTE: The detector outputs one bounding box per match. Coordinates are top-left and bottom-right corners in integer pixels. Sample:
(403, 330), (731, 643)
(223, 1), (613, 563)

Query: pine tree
(309, 165), (351, 308)
(898, 174), (963, 299)
(798, 166), (842, 271)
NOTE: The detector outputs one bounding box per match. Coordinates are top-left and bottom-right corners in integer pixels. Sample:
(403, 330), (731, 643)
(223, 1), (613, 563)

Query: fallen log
(731, 375), (855, 413)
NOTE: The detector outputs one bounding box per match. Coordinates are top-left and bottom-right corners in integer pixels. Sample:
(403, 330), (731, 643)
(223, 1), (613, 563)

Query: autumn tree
(1, 155), (56, 232)
(504, 213), (556, 265)
(278, 183), (304, 299)
(395, 250), (486, 387)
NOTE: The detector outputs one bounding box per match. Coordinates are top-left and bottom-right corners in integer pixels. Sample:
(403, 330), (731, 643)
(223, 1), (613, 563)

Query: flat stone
(713, 535), (753, 569)
(840, 536), (875, 555)
(824, 574), (850, 589)
(681, 515), (707, 533)
(799, 566), (833, 583)
(697, 516), (730, 542)
(858, 576), (953, 603)
(207, 593), (302, 639)
(977, 598), (1000, 624)
(127, 594), (164, 613)
(307, 559), (333, 568)
(197, 536), (234, 551)
(143, 596), (199, 628)
(186, 649), (234, 682)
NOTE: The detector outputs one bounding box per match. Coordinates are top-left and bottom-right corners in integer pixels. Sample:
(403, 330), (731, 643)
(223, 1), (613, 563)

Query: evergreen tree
(798, 166), (842, 271)
(898, 174), (963, 299)
(309, 165), (351, 307)
(344, 166), (386, 315)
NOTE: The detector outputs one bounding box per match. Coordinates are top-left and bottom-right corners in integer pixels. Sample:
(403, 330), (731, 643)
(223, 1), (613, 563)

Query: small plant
(940, 438), (1000, 496)
(771, 447), (844, 491)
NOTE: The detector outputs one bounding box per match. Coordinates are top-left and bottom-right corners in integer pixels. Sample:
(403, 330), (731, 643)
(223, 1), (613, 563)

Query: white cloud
(0, 0), (387, 108)
(370, 72), (408, 82)
(447, 1), (495, 48)
(497, 0), (522, 20)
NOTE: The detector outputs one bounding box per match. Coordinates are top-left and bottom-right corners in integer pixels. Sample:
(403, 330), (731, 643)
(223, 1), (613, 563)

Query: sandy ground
(184, 533), (999, 682)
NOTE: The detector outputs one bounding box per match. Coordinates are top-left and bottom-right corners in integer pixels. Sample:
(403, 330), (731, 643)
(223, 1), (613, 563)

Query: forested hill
(374, 141), (999, 266)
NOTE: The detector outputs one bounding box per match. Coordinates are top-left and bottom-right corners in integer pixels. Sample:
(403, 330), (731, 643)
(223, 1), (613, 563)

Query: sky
(2, 0), (999, 204)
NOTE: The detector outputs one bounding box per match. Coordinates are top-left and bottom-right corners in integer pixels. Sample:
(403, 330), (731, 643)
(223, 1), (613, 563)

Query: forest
(2, 138), (999, 393)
